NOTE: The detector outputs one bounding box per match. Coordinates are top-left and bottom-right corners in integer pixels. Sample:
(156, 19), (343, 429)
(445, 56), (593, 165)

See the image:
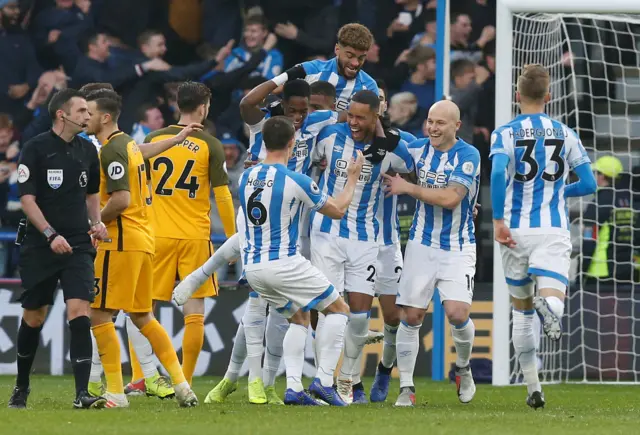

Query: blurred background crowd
(0, 0), (637, 285)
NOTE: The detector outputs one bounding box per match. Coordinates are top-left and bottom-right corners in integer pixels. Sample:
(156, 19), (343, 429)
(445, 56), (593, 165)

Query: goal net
(496, 10), (640, 384)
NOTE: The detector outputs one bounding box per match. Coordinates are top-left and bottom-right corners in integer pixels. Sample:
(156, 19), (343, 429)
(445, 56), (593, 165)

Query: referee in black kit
(8, 89), (108, 409)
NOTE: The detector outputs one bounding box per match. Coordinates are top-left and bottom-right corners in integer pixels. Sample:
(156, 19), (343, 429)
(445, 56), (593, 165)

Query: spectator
(450, 12), (495, 63)
(273, 3), (339, 60)
(411, 8), (436, 48)
(583, 156), (638, 283)
(0, 0), (42, 115)
(463, 0), (496, 44)
(388, 91), (426, 138)
(473, 40), (495, 181)
(201, 0), (242, 49)
(400, 45), (436, 111)
(216, 75), (267, 143)
(376, 0), (426, 68)
(0, 113), (20, 276)
(130, 104), (164, 143)
(224, 15), (283, 80)
(210, 131), (245, 282)
(70, 30), (169, 90)
(33, 0), (94, 72)
(449, 58), (490, 143)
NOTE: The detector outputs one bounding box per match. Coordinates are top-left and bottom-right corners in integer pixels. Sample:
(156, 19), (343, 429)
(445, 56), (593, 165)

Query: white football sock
(381, 323), (398, 369)
(451, 318), (475, 368)
(545, 296), (565, 318)
(224, 323), (247, 382)
(89, 332), (103, 383)
(191, 233), (241, 285)
(263, 307), (289, 387)
(316, 313), (348, 387)
(126, 316), (158, 379)
(351, 350), (363, 385)
(512, 309), (542, 395)
(314, 312), (326, 368)
(532, 312), (542, 350)
(283, 323), (307, 392)
(397, 322), (421, 389)
(243, 296), (267, 383)
(339, 311), (370, 381)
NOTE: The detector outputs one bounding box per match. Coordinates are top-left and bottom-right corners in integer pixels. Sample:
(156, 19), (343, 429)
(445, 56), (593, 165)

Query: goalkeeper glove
(363, 128), (401, 164)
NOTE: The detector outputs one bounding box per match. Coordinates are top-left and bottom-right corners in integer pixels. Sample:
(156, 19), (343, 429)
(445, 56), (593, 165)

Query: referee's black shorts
(18, 245), (97, 310)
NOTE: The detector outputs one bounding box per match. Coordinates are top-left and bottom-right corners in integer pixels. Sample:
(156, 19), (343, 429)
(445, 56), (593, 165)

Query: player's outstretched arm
(319, 150), (365, 219)
(137, 123), (203, 159)
(382, 173), (469, 210)
(565, 162), (597, 198)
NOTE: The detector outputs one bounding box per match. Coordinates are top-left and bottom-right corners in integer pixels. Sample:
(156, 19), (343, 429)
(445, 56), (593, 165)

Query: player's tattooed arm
(240, 79), (279, 125)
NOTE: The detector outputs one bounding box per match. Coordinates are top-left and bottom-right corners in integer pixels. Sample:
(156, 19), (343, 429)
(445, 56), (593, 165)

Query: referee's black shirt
(17, 130), (100, 249)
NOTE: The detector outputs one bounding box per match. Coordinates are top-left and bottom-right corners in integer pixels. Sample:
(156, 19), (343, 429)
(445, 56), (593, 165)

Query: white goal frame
(492, 0), (640, 386)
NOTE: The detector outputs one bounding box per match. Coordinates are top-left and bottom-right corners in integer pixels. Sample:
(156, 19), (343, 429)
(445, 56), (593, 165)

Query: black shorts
(18, 245), (97, 310)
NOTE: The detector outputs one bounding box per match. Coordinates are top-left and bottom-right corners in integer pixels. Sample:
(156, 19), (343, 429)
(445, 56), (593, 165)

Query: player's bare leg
(443, 300), (476, 404)
(534, 280), (566, 341)
(512, 286), (545, 410)
(370, 295), (400, 402)
(128, 312), (198, 407)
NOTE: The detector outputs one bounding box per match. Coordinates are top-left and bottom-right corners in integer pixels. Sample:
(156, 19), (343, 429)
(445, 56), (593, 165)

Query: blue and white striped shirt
(489, 113), (590, 232)
(248, 110), (339, 174)
(408, 138), (480, 251)
(302, 58), (378, 111)
(224, 47), (284, 80)
(377, 129), (417, 246)
(239, 164), (328, 269)
(311, 123), (415, 242)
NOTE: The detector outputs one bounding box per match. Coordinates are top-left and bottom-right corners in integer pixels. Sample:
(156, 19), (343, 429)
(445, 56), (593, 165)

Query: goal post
(493, 0), (640, 386)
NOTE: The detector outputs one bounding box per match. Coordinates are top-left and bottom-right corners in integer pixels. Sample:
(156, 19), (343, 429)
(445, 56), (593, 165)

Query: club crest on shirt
(47, 169), (63, 189)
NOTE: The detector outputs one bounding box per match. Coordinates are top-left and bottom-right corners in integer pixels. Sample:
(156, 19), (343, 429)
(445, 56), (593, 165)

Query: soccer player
(272, 23), (378, 111)
(240, 116), (364, 405)
(489, 64), (596, 408)
(383, 100), (480, 407)
(310, 90), (415, 404)
(310, 81), (337, 112)
(116, 82), (235, 395)
(84, 89), (200, 408)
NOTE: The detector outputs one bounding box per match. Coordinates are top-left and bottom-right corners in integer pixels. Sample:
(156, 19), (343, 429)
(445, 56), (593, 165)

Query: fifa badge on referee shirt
(47, 169), (63, 189)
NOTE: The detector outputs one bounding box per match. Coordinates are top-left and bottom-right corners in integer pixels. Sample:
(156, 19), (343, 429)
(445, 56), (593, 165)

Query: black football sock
(69, 316), (93, 397)
(16, 318), (43, 389)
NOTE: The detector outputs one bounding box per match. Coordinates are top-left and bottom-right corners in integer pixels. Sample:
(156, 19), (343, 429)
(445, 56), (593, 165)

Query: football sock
(351, 350), (363, 385)
(192, 233), (241, 285)
(314, 312), (326, 367)
(316, 313), (347, 387)
(381, 323), (399, 369)
(126, 316), (158, 380)
(283, 323), (307, 392)
(69, 316), (92, 396)
(89, 332), (103, 383)
(512, 309), (542, 395)
(92, 322), (123, 394)
(182, 314), (205, 385)
(396, 321), (421, 389)
(263, 308), (288, 387)
(339, 311), (369, 381)
(451, 318), (475, 368)
(532, 312), (542, 351)
(16, 319), (42, 389)
(545, 296), (565, 318)
(140, 319), (186, 386)
(243, 297), (267, 383)
(224, 323), (247, 382)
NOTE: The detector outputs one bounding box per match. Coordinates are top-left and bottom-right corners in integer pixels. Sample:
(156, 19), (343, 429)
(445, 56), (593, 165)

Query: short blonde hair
(517, 64), (550, 102)
(337, 23), (373, 52)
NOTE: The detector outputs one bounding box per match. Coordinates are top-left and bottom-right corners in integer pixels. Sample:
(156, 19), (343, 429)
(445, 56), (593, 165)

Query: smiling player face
(335, 44), (367, 80)
(347, 101), (377, 142)
(425, 100), (461, 149)
(282, 96), (309, 131)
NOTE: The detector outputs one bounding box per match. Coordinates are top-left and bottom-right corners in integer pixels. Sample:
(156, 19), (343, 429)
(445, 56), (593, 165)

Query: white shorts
(244, 255), (339, 318)
(310, 231), (379, 296)
(499, 230), (571, 298)
(397, 240), (476, 309)
(375, 243), (403, 296)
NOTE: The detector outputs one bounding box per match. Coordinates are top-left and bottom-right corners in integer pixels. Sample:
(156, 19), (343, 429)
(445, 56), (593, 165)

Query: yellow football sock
(182, 314), (205, 385)
(140, 319), (186, 386)
(128, 339), (144, 383)
(92, 322), (124, 394)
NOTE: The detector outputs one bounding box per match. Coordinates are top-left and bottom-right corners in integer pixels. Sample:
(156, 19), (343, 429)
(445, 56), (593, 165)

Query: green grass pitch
(0, 376), (638, 434)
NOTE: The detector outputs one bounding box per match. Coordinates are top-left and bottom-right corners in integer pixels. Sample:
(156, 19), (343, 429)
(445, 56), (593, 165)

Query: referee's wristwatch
(43, 226), (58, 244)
